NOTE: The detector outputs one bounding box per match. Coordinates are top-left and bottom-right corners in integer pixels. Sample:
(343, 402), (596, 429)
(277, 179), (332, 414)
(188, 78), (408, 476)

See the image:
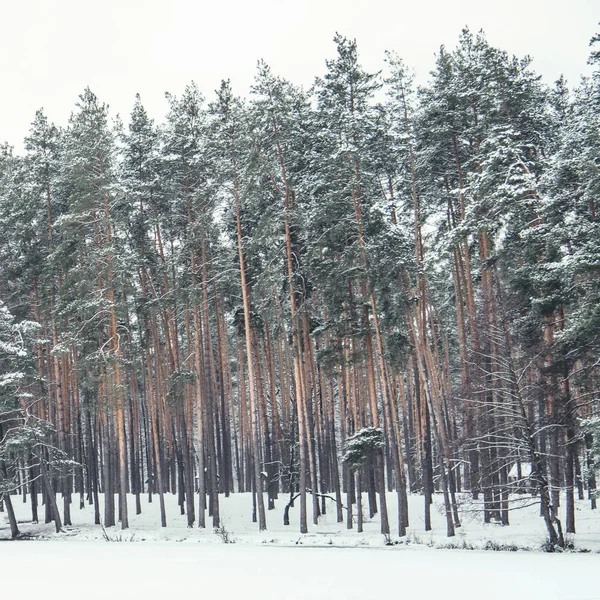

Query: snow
(1, 542), (598, 600)
(508, 462), (532, 478)
(2, 490), (600, 552)
(1, 491), (599, 598)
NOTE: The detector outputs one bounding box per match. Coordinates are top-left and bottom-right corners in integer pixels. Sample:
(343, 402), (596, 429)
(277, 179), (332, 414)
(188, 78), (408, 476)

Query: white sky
(1, 0), (597, 151)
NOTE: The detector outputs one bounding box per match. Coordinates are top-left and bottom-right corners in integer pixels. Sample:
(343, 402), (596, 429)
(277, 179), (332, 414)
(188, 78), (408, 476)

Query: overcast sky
(1, 0), (598, 150)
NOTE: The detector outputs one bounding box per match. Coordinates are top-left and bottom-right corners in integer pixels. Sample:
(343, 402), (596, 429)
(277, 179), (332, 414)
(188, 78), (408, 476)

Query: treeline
(0, 28), (599, 547)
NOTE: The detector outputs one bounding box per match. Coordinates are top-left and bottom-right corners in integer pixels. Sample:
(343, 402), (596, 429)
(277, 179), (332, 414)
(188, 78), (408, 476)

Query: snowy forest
(0, 27), (599, 552)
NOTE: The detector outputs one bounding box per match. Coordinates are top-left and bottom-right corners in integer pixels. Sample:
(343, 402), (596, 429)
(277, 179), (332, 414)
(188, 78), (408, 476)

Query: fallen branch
(283, 490), (348, 525)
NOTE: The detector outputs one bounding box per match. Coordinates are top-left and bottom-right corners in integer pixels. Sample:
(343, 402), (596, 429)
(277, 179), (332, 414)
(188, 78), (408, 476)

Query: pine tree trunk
(234, 176), (267, 531)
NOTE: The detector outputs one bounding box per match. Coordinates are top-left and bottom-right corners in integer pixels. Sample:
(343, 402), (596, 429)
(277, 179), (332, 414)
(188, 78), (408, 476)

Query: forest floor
(2, 490), (599, 552)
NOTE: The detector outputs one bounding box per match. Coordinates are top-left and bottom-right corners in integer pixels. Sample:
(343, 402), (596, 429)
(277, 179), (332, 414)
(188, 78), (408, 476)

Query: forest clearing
(3, 540), (597, 600)
(2, 492), (600, 599)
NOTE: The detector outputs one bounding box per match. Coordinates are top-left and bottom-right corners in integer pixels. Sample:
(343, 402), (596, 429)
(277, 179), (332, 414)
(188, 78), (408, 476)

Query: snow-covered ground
(1, 490), (599, 552)
(1, 541), (598, 600)
(2, 491), (599, 599)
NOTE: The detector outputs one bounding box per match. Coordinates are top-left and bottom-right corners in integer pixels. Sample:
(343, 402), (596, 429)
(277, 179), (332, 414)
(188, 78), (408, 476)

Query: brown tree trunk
(234, 174), (267, 531)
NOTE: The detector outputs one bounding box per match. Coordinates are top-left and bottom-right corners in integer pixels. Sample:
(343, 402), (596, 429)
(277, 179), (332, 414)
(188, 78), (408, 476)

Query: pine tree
(56, 88), (130, 528)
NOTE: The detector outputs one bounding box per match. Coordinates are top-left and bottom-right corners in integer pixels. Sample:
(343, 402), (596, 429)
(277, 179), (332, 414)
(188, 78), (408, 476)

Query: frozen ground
(1, 489), (599, 552)
(1, 541), (599, 600)
(2, 491), (599, 599)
